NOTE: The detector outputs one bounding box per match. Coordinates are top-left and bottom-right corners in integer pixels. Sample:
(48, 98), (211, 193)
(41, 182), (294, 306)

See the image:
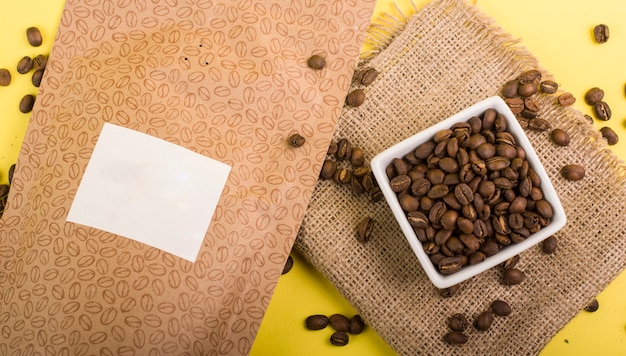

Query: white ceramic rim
(370, 96), (567, 289)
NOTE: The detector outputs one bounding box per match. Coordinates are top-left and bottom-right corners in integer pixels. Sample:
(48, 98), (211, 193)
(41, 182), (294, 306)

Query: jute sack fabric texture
(295, 0), (626, 355)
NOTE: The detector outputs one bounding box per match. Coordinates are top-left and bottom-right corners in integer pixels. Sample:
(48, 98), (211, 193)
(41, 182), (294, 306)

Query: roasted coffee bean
(327, 141), (338, 155)
(307, 54), (325, 69)
(593, 24), (609, 43)
(390, 175), (411, 193)
(399, 193), (419, 212)
(593, 101), (611, 121)
(438, 256), (463, 275)
(443, 331), (468, 345)
(528, 118), (551, 132)
(448, 313), (469, 332)
(305, 315), (329, 330)
(356, 67), (379, 85)
(550, 129), (570, 146)
(501, 255), (520, 270)
(407, 211), (428, 229)
(428, 184), (449, 199)
(335, 138), (352, 161)
(584, 87), (604, 105)
(333, 168), (351, 184)
(369, 187), (383, 202)
(468, 251), (485, 265)
(288, 133), (305, 147)
(518, 82), (537, 97)
(8, 164), (15, 184)
(282, 255), (294, 274)
(504, 97), (524, 114)
(600, 127), (619, 145)
(502, 268), (525, 285)
(349, 315), (366, 334)
(27, 27), (43, 47)
(330, 331), (349, 346)
(474, 311), (494, 331)
(353, 165), (370, 179)
(329, 314), (351, 332)
(356, 217), (375, 242)
(440, 284), (460, 298)
(0, 69), (11, 86)
(490, 300), (512, 316)
(16, 56), (33, 74)
(31, 68), (44, 87)
(501, 80), (519, 98)
(19, 94), (35, 113)
(519, 69), (542, 85)
(346, 89), (365, 107)
(542, 236), (558, 254)
(391, 157), (409, 176)
(557, 93), (576, 107)
(440, 210), (459, 231)
(584, 298), (599, 312)
(414, 141), (436, 159)
(32, 54), (48, 70)
(535, 200), (554, 218)
(320, 159), (337, 180)
(350, 147), (365, 167)
(540, 80), (558, 94)
(561, 164), (585, 181)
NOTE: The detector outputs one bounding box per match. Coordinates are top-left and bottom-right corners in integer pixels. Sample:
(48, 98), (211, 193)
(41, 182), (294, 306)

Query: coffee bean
(26, 27), (43, 47)
(320, 159), (337, 180)
(448, 313), (469, 332)
(474, 311), (494, 331)
(19, 94), (35, 113)
(600, 127), (619, 145)
(542, 236), (558, 254)
(32, 54), (48, 70)
(584, 298), (599, 312)
(335, 138), (352, 161)
(356, 67), (379, 86)
(539, 80), (558, 94)
(502, 268), (525, 285)
(346, 89), (365, 107)
(327, 141), (338, 155)
(584, 87), (604, 105)
(528, 118), (551, 132)
(440, 284), (460, 298)
(593, 101), (611, 121)
(519, 69), (542, 85)
(593, 24), (609, 43)
(16, 56), (33, 74)
(356, 217), (375, 243)
(330, 331), (349, 346)
(305, 315), (329, 330)
(282, 255), (294, 274)
(501, 255), (520, 270)
(8, 164), (15, 185)
(557, 92), (576, 107)
(350, 147), (365, 167)
(0, 69), (11, 86)
(561, 164), (585, 181)
(390, 175), (411, 193)
(287, 133), (305, 147)
(518, 82), (537, 97)
(438, 256), (463, 275)
(329, 314), (351, 332)
(349, 315), (366, 334)
(501, 80), (519, 98)
(443, 331), (468, 345)
(490, 300), (512, 316)
(333, 168), (352, 185)
(504, 97), (524, 114)
(307, 54), (325, 70)
(32, 68), (44, 87)
(550, 129), (570, 146)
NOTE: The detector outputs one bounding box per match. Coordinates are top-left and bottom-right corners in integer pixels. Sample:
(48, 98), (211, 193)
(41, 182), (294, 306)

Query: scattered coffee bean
(561, 164), (585, 181)
(490, 300), (512, 316)
(440, 284), (460, 298)
(550, 129), (570, 146)
(356, 67), (379, 86)
(584, 298), (599, 312)
(19, 94), (35, 113)
(31, 68), (44, 87)
(282, 255), (293, 274)
(0, 69), (11, 86)
(528, 118), (551, 132)
(448, 313), (469, 332)
(26, 27), (43, 47)
(541, 236), (558, 254)
(349, 315), (366, 334)
(350, 147), (365, 167)
(539, 80), (558, 94)
(474, 311), (494, 331)
(600, 127), (618, 145)
(356, 217), (375, 243)
(557, 92), (576, 107)
(307, 54), (325, 70)
(593, 101), (611, 121)
(593, 24), (609, 43)
(305, 314), (329, 330)
(584, 87), (604, 105)
(0, 185), (8, 199)
(32, 54), (48, 70)
(8, 164), (15, 184)
(16, 56), (33, 74)
(443, 331), (468, 345)
(288, 133), (305, 147)
(329, 314), (351, 332)
(502, 268), (525, 285)
(346, 89), (365, 107)
(320, 159), (337, 180)
(330, 331), (349, 346)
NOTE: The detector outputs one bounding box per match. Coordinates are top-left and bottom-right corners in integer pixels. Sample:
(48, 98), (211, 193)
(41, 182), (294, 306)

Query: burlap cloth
(295, 0), (626, 355)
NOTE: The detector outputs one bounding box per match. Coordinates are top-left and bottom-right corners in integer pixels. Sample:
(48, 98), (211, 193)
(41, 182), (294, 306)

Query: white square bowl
(370, 96), (566, 289)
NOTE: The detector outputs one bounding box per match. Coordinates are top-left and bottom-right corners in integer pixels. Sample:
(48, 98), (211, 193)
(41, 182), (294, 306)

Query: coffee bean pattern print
(0, 0), (376, 354)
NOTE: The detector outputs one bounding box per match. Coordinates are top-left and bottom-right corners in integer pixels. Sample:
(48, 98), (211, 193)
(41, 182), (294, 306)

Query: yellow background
(1, 0), (625, 355)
